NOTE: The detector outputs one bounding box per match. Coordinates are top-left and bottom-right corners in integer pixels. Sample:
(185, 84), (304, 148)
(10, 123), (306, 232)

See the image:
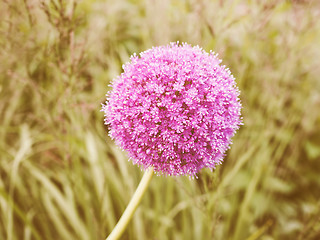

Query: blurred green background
(1, 0), (320, 239)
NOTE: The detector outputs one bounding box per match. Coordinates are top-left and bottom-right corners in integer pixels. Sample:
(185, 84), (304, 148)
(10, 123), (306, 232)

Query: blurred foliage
(0, 0), (320, 239)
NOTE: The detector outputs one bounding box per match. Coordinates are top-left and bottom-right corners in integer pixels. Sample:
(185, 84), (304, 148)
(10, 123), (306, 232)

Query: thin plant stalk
(106, 167), (154, 240)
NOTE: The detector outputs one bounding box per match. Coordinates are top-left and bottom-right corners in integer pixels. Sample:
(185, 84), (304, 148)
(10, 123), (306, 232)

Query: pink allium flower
(102, 42), (242, 177)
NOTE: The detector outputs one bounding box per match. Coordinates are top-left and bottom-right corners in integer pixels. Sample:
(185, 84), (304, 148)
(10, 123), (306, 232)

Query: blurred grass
(0, 0), (320, 239)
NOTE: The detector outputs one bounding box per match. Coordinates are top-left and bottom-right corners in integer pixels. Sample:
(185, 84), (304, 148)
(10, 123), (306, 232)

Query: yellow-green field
(1, 0), (320, 239)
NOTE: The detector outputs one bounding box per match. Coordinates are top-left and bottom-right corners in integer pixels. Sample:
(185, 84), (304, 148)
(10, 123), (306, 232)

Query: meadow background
(1, 0), (320, 239)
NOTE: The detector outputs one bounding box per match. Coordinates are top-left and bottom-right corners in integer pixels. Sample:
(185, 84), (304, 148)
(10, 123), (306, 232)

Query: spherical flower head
(102, 42), (242, 177)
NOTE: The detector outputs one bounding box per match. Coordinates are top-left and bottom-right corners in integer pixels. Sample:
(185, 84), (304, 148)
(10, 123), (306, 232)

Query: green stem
(106, 167), (154, 240)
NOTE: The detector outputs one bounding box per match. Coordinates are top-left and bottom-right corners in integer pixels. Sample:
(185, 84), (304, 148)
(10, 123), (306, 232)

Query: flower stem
(106, 167), (154, 240)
